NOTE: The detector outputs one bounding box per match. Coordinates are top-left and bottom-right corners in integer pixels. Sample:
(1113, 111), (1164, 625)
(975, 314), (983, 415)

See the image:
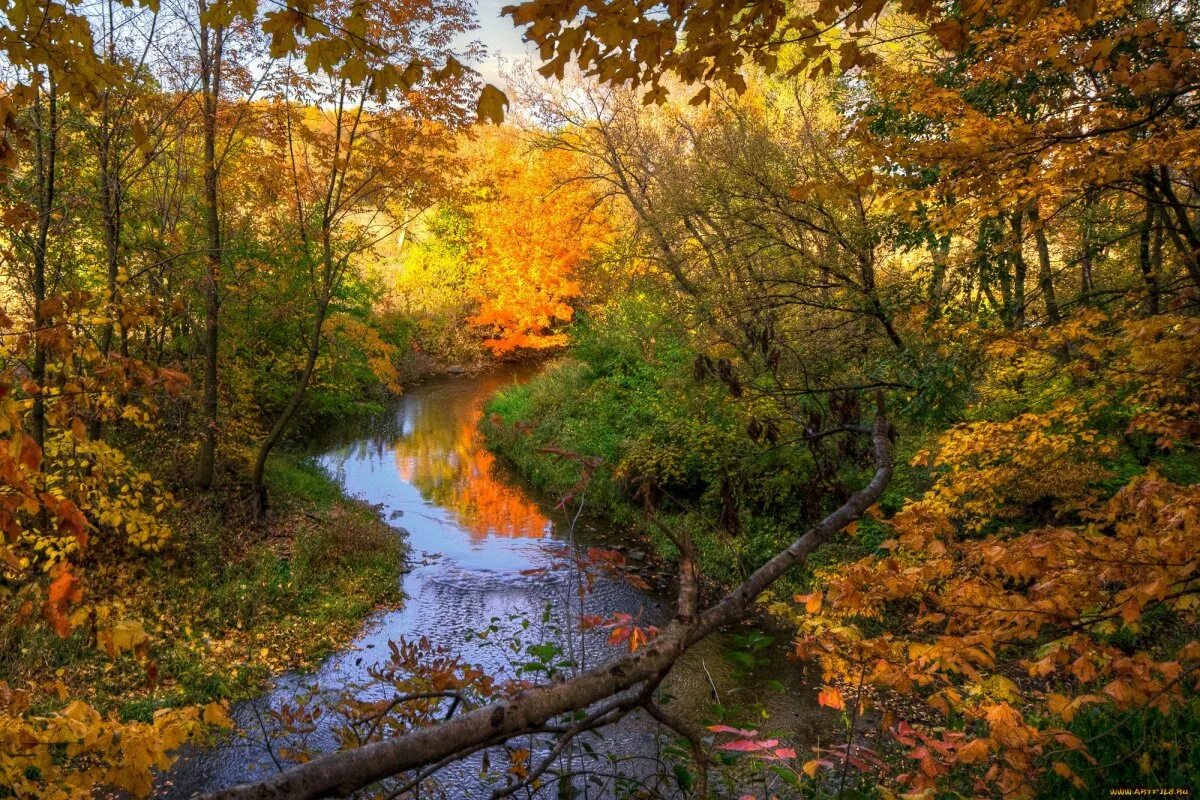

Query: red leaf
(45, 565), (82, 636)
(893, 720), (918, 745)
(719, 738), (780, 752)
(707, 724), (757, 736)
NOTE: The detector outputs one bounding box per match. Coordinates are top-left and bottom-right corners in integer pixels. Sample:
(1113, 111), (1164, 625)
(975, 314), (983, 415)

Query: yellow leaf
(984, 674), (1019, 702)
(203, 702), (232, 727)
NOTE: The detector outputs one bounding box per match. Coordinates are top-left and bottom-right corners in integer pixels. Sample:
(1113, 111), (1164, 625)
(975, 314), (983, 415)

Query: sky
(464, 0), (536, 89)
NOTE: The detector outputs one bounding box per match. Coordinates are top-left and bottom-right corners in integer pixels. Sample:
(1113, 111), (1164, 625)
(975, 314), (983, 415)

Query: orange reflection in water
(393, 402), (549, 540)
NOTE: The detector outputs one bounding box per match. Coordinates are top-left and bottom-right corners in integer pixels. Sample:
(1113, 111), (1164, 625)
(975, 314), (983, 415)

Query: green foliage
(484, 293), (840, 587)
(388, 206), (485, 365)
(1040, 700), (1200, 797)
(226, 253), (416, 442)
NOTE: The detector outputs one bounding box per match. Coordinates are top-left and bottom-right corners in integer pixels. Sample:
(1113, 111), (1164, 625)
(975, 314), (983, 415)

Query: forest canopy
(0, 0), (1198, 798)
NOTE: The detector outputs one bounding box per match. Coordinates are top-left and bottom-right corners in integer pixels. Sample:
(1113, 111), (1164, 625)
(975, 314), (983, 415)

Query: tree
(464, 127), (615, 354)
(192, 0), (226, 489)
(247, 0), (476, 506)
(507, 0), (1200, 309)
(781, 312), (1200, 797)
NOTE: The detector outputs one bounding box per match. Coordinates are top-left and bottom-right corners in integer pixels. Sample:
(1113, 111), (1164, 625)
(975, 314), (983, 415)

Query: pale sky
(463, 0), (536, 89)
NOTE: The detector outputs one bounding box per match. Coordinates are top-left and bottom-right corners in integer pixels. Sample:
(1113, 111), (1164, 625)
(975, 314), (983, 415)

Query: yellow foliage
(782, 311), (1200, 797)
(0, 686), (228, 799)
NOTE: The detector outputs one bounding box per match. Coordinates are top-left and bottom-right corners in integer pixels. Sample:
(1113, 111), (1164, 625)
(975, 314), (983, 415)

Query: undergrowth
(0, 454), (405, 723)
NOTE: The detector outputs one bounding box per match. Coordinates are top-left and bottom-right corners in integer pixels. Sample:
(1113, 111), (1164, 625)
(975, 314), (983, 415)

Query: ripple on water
(156, 367), (833, 798)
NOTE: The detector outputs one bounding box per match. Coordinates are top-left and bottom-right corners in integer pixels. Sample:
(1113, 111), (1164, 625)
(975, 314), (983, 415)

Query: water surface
(159, 367), (831, 797)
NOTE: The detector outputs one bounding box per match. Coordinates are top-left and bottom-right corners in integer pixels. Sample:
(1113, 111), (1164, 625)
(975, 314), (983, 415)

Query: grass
(263, 455), (347, 511)
(0, 453), (406, 722)
(481, 354), (922, 596)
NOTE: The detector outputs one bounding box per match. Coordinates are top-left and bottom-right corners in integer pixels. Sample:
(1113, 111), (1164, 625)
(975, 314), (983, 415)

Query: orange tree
(463, 127), (617, 354)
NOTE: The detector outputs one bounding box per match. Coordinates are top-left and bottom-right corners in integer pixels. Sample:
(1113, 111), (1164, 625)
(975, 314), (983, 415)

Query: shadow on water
(157, 365), (835, 798)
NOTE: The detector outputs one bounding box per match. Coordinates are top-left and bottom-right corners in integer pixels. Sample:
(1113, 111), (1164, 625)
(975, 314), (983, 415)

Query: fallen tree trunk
(202, 400), (894, 800)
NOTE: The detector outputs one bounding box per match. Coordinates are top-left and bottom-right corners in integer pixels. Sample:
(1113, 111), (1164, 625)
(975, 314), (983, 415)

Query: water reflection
(392, 403), (549, 540)
(160, 367), (831, 798)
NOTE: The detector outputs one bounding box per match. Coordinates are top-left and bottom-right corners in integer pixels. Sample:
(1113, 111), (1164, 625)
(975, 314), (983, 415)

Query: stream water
(157, 366), (833, 798)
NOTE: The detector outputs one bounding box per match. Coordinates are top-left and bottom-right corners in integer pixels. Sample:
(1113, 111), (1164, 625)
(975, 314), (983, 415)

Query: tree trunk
(1028, 206), (1060, 324)
(1078, 202), (1095, 301)
(974, 220), (1004, 320)
(1009, 212), (1027, 328)
(92, 78), (124, 439)
(98, 0), (125, 364)
(250, 297), (329, 510)
(1153, 166), (1200, 290)
(98, 111), (124, 359)
(1139, 190), (1161, 316)
(927, 235), (950, 322)
(194, 5), (223, 489)
(858, 253), (904, 349)
(31, 76), (58, 452)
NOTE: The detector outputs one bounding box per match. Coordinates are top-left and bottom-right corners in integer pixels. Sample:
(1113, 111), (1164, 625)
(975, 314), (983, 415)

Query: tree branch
(201, 396), (893, 800)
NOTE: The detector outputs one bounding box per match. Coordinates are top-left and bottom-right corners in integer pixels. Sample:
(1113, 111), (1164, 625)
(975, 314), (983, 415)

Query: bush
(483, 295), (839, 587)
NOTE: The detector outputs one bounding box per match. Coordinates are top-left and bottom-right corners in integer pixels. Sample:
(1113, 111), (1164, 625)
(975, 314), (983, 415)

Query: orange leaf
(794, 592), (822, 614)
(17, 434), (40, 470)
(818, 687), (845, 710)
(707, 724), (758, 736)
(957, 738), (989, 764)
(45, 565), (82, 636)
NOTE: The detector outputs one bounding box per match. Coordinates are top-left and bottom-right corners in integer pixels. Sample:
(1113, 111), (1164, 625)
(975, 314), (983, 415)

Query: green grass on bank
(481, 354), (914, 595)
(0, 454), (405, 722)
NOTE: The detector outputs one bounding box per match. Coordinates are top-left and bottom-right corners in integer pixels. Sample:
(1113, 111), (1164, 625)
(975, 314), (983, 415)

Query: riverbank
(1, 454), (405, 724)
(480, 355), (906, 600)
(159, 364), (842, 798)
(478, 322), (1200, 799)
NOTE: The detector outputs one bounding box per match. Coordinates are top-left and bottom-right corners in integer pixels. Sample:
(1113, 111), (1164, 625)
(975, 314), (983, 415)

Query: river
(157, 366), (832, 798)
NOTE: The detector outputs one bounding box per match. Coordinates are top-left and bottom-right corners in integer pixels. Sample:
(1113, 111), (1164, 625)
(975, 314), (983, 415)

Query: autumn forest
(1, 0), (1199, 798)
